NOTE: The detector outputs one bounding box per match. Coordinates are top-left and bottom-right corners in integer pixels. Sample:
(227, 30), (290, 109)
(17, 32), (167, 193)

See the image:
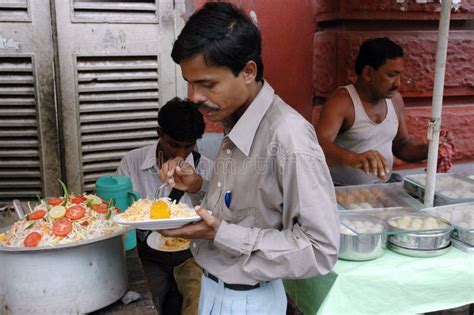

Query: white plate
(146, 232), (190, 252)
(112, 213), (202, 230)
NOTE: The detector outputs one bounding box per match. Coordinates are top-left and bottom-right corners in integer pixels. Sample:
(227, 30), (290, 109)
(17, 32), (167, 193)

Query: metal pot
(387, 215), (452, 250)
(339, 214), (388, 261)
(0, 228), (128, 314)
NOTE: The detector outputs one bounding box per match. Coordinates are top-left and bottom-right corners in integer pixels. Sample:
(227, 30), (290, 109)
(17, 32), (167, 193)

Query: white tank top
(330, 84), (399, 186)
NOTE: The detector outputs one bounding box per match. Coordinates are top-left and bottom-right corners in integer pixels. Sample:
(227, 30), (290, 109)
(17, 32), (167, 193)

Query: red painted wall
(190, 0), (474, 169)
(191, 0), (315, 132)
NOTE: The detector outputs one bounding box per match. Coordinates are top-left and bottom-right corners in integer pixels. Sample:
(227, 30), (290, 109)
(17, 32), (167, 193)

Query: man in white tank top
(316, 38), (429, 186)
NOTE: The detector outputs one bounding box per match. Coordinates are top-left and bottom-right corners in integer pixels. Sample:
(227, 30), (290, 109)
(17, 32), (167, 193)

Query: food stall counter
(284, 248), (474, 315)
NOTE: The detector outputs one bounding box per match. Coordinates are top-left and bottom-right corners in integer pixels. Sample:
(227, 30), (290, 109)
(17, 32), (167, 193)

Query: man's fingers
(196, 207), (217, 228)
(361, 158), (370, 175)
(368, 153), (379, 177)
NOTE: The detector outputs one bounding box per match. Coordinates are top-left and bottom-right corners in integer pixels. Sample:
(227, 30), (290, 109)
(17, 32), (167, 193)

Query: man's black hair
(355, 37), (404, 75)
(171, 2), (264, 82)
(158, 97), (205, 142)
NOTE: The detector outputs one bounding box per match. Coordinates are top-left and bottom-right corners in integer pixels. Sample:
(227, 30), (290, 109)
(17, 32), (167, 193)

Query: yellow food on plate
(160, 235), (190, 251)
(150, 200), (171, 219)
(123, 198), (196, 221)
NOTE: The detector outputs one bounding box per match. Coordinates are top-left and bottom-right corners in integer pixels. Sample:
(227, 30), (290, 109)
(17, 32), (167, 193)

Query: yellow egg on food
(150, 200), (170, 219)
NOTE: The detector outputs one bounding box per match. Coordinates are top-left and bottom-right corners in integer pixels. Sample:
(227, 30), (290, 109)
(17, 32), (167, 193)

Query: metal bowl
(339, 214), (388, 261)
(387, 214), (452, 250)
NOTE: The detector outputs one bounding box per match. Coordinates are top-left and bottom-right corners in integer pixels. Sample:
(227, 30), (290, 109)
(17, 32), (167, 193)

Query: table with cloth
(284, 248), (474, 315)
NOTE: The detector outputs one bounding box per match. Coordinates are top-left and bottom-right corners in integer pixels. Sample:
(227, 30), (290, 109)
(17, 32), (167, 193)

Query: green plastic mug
(95, 175), (140, 251)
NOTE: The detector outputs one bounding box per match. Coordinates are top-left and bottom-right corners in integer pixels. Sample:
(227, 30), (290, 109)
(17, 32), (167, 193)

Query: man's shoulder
(264, 96), (319, 150)
(325, 87), (353, 109)
(267, 96), (308, 128)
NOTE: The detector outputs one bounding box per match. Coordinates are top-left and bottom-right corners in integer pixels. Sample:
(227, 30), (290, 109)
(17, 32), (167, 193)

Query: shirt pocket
(221, 205), (256, 227)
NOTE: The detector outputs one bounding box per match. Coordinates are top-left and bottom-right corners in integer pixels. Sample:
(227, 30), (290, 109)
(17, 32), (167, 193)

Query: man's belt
(202, 269), (260, 291)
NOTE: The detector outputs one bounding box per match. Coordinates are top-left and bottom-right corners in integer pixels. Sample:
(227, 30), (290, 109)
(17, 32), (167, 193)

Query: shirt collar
(228, 81), (275, 156)
(140, 140), (159, 170)
(140, 139), (196, 171)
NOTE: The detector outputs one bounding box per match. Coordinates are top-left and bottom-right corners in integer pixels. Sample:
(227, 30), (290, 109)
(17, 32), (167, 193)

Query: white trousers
(198, 274), (287, 315)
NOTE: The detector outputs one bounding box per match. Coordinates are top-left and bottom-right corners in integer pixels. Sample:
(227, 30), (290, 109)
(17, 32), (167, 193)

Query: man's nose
(394, 76), (401, 88)
(190, 85), (208, 103)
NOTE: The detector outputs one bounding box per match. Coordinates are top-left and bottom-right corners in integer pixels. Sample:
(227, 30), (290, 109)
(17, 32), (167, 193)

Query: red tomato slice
(24, 232), (42, 247)
(66, 205), (85, 220)
(70, 196), (87, 204)
(52, 218), (72, 237)
(47, 197), (63, 206)
(28, 209), (46, 220)
(92, 203), (108, 214)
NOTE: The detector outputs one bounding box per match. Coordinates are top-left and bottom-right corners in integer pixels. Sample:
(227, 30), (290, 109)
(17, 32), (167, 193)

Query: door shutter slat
(78, 71), (158, 82)
(0, 97), (35, 106)
(78, 55), (159, 191)
(0, 56), (41, 204)
(80, 101), (158, 113)
(0, 170), (41, 178)
(72, 0), (158, 24)
(0, 149), (39, 157)
(82, 130), (156, 143)
(0, 0), (29, 21)
(82, 150), (133, 163)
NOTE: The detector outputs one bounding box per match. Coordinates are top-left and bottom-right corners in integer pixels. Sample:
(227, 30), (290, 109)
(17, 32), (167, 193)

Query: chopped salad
(0, 193), (125, 248)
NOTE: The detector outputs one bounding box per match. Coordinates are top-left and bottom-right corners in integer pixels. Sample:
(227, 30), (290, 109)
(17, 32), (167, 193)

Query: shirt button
(217, 182), (221, 188)
(193, 242), (197, 249)
(226, 149), (231, 155)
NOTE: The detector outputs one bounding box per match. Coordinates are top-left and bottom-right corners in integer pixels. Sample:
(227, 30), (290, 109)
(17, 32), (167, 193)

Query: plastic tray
(403, 173), (474, 206)
(336, 182), (423, 211)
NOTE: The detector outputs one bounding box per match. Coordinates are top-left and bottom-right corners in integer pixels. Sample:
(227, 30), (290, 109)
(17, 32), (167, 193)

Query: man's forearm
(394, 140), (428, 163)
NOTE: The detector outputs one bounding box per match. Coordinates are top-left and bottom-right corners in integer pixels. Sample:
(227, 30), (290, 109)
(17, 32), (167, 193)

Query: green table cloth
(284, 248), (474, 315)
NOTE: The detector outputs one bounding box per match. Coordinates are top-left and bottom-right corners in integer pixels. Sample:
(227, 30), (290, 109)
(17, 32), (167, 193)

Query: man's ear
(157, 127), (164, 138)
(241, 60), (257, 84)
(361, 65), (373, 82)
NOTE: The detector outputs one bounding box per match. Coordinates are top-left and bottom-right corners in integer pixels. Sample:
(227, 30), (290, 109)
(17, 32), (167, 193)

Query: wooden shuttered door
(77, 55), (160, 192)
(0, 0), (60, 206)
(55, 0), (185, 193)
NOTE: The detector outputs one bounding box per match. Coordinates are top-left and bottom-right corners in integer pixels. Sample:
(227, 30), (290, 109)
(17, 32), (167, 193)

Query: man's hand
(158, 207), (220, 240)
(348, 150), (389, 180)
(160, 157), (203, 193)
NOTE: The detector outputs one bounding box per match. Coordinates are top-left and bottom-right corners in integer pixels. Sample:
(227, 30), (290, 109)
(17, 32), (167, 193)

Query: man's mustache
(193, 102), (220, 112)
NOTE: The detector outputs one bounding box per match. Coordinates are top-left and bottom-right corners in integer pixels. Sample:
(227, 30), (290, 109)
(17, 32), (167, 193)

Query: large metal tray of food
(421, 203), (474, 246)
(336, 182), (423, 210)
(403, 173), (474, 206)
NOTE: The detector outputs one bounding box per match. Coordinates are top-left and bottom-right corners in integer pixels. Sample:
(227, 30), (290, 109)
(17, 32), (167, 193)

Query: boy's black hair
(355, 37), (404, 75)
(158, 97), (205, 142)
(171, 2), (263, 82)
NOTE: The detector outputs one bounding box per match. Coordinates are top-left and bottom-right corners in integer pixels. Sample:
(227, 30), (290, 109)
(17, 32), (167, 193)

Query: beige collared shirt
(191, 82), (340, 285)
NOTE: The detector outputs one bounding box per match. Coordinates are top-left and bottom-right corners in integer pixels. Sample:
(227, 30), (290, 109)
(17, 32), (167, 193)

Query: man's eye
(201, 82), (214, 89)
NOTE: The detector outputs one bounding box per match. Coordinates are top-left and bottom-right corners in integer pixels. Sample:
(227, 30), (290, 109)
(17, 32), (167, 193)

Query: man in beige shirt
(159, 3), (340, 314)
